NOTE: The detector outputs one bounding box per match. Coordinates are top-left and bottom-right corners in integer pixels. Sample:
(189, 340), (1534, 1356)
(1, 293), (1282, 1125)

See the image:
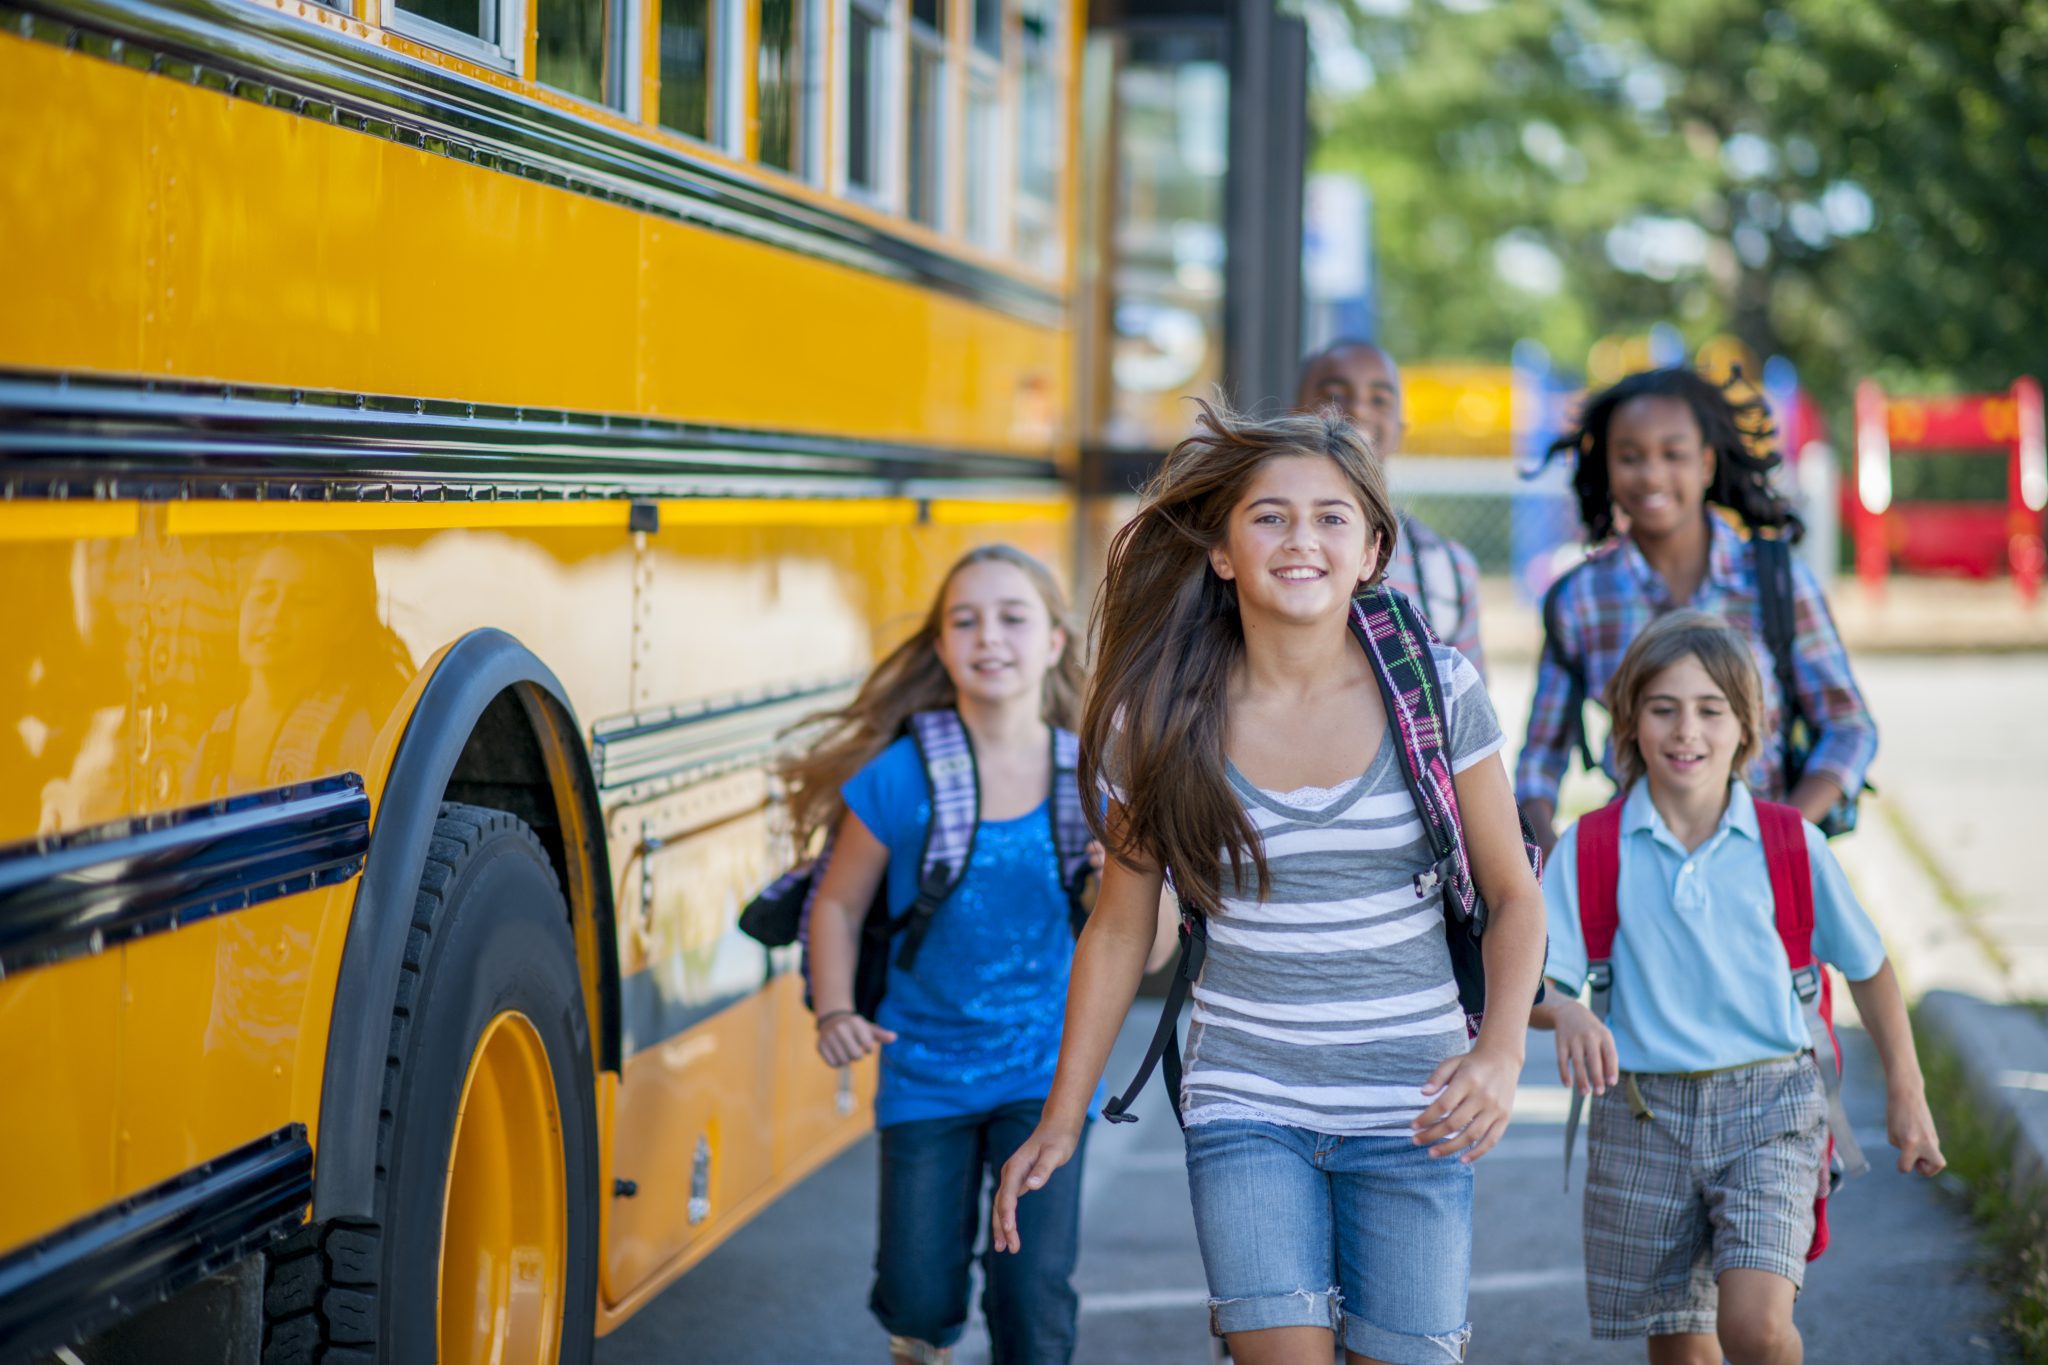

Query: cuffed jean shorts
(1183, 1119), (1474, 1364)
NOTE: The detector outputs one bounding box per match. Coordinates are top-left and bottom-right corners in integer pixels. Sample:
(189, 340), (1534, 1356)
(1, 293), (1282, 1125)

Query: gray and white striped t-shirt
(1181, 645), (1505, 1135)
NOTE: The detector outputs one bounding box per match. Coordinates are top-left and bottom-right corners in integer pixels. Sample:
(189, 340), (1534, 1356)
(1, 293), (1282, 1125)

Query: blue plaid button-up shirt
(1515, 514), (1877, 807)
(1382, 514), (1486, 680)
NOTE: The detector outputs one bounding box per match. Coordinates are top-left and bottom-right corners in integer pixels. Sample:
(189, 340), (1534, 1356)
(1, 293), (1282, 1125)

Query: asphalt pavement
(595, 1012), (2015, 1363)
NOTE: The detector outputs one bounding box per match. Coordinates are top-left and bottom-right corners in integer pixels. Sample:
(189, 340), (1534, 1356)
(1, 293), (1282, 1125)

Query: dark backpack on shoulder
(738, 709), (1093, 1019)
(1101, 588), (1543, 1126)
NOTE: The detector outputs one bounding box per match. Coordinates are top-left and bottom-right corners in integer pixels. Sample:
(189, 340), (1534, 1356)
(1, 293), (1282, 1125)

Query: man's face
(1297, 345), (1404, 461)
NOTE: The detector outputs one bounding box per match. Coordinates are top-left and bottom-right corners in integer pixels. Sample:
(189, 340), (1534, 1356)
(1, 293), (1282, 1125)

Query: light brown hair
(778, 544), (1085, 851)
(1080, 398), (1400, 915)
(1605, 610), (1763, 791)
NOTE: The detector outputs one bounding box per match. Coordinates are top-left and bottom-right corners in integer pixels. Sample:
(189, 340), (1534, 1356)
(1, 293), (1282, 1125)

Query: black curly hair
(1538, 367), (1802, 545)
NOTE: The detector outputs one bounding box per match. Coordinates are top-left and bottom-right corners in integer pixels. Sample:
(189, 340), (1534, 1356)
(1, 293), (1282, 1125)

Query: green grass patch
(1913, 1009), (2048, 1361)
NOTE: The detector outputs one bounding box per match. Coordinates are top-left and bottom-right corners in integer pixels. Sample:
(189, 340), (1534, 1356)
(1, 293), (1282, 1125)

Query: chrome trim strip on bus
(0, 774), (370, 980)
(0, 1124), (312, 1362)
(592, 678), (858, 795)
(4, 0), (1065, 327)
(0, 370), (1062, 497)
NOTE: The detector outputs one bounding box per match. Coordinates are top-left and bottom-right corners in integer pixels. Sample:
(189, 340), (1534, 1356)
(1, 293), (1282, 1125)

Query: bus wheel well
(445, 688), (572, 896)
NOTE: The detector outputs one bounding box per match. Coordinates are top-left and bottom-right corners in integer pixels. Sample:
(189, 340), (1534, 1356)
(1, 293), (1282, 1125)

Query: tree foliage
(1315, 0), (2048, 403)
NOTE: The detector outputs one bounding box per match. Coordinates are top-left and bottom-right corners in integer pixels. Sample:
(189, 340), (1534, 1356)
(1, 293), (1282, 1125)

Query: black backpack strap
(1049, 726), (1093, 936)
(1101, 904), (1205, 1127)
(1541, 565), (1597, 774)
(892, 709), (980, 971)
(1753, 535), (1807, 775)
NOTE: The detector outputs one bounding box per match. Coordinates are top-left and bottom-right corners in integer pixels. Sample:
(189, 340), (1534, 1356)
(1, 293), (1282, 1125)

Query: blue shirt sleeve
(1541, 822), (1589, 996)
(1805, 819), (1887, 981)
(840, 736), (922, 856)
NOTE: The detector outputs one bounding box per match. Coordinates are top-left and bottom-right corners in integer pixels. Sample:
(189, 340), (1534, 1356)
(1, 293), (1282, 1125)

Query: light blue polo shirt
(1542, 781), (1888, 1074)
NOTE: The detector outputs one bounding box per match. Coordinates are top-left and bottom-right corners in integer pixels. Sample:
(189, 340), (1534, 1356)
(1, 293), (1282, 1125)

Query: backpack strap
(1754, 537), (1809, 782)
(1541, 565), (1599, 775)
(1049, 727), (1093, 937)
(1348, 588), (1469, 918)
(891, 709), (980, 971)
(1101, 901), (1205, 1127)
(1756, 799), (1869, 1178)
(1562, 798), (1625, 1190)
(1406, 516), (1465, 647)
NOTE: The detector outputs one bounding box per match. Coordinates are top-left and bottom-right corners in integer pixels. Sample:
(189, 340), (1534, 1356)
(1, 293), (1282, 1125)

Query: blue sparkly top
(842, 735), (1099, 1128)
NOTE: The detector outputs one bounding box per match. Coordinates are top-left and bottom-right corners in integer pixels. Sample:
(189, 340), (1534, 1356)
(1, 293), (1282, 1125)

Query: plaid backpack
(1103, 587), (1543, 1126)
(738, 709), (1094, 1019)
(1562, 794), (1867, 1259)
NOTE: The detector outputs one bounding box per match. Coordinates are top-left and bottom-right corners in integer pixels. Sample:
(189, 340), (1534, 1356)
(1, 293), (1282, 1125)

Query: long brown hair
(778, 543), (1085, 851)
(1605, 610), (1763, 791)
(1081, 399), (1400, 915)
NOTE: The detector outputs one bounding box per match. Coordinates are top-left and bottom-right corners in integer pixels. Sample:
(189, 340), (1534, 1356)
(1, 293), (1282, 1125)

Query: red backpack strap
(1755, 800), (1815, 970)
(1562, 798), (1626, 1192)
(1756, 798), (1870, 1199)
(1574, 799), (1626, 966)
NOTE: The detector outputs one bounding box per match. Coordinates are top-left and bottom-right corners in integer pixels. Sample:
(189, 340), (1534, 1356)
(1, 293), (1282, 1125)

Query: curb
(1916, 989), (2048, 1199)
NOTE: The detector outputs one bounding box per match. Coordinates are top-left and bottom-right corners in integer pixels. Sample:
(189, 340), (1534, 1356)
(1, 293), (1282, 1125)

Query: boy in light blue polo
(1530, 611), (1943, 1365)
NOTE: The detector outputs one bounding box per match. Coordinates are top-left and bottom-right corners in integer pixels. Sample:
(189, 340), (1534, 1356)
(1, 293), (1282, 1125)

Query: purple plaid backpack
(1103, 586), (1543, 1126)
(737, 709), (1094, 1019)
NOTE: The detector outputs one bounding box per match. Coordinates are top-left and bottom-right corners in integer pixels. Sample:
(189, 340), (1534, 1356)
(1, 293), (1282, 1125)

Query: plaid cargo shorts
(1582, 1054), (1828, 1340)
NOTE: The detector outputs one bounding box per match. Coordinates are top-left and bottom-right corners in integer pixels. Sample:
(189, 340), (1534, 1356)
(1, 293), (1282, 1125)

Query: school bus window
(388, 0), (516, 69)
(1015, 0), (1059, 271)
(907, 0), (948, 230)
(537, 0), (632, 110)
(757, 0), (823, 180)
(659, 0), (732, 145)
(962, 0), (1003, 250)
(842, 0), (893, 202)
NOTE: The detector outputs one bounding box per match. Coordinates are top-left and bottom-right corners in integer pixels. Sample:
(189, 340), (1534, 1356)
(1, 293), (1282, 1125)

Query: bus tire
(266, 803), (599, 1364)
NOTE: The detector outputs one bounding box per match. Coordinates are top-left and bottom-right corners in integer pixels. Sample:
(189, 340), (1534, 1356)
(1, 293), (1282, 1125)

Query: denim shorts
(1183, 1118), (1474, 1364)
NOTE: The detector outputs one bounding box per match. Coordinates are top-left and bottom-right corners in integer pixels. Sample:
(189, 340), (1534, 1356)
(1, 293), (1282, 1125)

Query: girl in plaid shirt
(1516, 368), (1876, 855)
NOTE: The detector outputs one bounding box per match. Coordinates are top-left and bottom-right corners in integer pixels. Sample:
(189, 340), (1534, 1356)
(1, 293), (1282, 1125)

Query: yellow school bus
(0, 0), (1079, 1354)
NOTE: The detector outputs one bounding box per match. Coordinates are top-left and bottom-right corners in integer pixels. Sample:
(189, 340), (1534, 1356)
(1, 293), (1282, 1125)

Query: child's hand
(1413, 1040), (1521, 1163)
(991, 1117), (1083, 1253)
(1887, 1088), (1946, 1177)
(815, 1012), (897, 1067)
(1552, 997), (1619, 1097)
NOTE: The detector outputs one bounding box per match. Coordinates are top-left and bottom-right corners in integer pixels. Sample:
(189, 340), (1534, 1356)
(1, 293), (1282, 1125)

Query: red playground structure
(1852, 377), (2047, 603)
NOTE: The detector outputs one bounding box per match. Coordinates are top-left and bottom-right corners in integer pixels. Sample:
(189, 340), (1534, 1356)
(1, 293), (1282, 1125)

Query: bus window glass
(908, 4), (947, 230)
(1082, 30), (1229, 452)
(845, 0), (890, 200)
(965, 74), (1002, 249)
(660, 0), (719, 142)
(972, 0), (1000, 57)
(395, 0), (494, 45)
(758, 0), (822, 178)
(538, 0), (628, 109)
(1014, 0), (1059, 272)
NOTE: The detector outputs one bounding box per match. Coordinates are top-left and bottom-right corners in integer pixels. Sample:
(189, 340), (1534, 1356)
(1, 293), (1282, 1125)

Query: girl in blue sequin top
(793, 545), (1172, 1365)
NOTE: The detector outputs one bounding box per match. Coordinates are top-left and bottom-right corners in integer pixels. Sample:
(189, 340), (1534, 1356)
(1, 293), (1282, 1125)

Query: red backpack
(1563, 796), (1868, 1260)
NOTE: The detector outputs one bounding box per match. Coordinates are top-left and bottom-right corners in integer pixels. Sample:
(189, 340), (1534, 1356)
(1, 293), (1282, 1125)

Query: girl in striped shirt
(993, 402), (1547, 1365)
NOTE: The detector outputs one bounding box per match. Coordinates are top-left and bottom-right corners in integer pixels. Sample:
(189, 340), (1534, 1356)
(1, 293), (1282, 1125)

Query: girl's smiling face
(1632, 653), (1744, 799)
(1208, 454), (1381, 625)
(1605, 394), (1715, 540)
(932, 559), (1067, 709)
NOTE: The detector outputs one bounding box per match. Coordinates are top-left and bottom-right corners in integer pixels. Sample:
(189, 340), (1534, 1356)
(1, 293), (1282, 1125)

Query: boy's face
(1633, 654), (1744, 800)
(1297, 346), (1405, 461)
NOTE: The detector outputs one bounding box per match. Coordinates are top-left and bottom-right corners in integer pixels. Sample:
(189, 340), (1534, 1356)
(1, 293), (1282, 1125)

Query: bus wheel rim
(439, 1009), (567, 1365)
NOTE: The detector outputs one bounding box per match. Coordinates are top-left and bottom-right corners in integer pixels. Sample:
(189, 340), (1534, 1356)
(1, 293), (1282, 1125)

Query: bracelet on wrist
(814, 1009), (856, 1029)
